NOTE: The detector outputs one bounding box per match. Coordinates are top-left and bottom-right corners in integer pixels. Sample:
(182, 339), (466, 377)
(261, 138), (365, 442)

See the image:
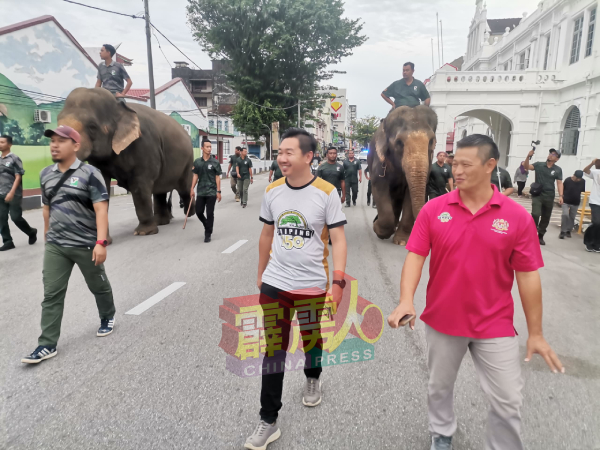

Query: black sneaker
(97, 318), (115, 337)
(566, 231), (572, 238)
(0, 242), (16, 251)
(539, 235), (545, 245)
(21, 346), (57, 364)
(367, 199), (370, 206)
(204, 234), (212, 243)
(29, 229), (38, 245)
(345, 203), (351, 208)
(585, 245), (600, 253)
(559, 232), (565, 239)
(242, 203), (247, 208)
(353, 201), (356, 206)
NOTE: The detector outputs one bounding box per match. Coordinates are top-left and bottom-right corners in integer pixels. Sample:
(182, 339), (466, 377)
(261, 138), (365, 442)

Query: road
(1, 169), (599, 450)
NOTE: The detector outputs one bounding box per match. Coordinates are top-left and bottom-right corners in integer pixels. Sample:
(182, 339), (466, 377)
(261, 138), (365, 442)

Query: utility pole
(440, 20), (445, 65)
(143, 0), (156, 109)
(431, 38), (435, 73)
(436, 12), (441, 69)
(297, 101), (300, 128)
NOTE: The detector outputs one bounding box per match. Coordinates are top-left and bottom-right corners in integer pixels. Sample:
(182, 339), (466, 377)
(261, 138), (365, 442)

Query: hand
(341, 196), (346, 203)
(525, 335), (564, 373)
(4, 192), (14, 203)
(115, 92), (125, 98)
(558, 196), (563, 205)
(92, 244), (107, 266)
(257, 277), (262, 291)
(251, 178), (254, 184)
(190, 189), (195, 199)
(269, 177), (272, 182)
(527, 149), (535, 158)
(325, 283), (344, 314)
(217, 193), (222, 203)
(387, 301), (417, 330)
(359, 179), (362, 184)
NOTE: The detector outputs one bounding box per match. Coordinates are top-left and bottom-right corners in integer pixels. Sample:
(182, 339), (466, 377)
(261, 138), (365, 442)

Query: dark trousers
(0, 195), (34, 244)
(516, 181), (526, 196)
(532, 195), (555, 237)
(39, 244), (115, 347)
(591, 204), (600, 225)
(195, 195), (217, 235)
(259, 282), (322, 423)
(367, 180), (372, 202)
(345, 180), (358, 205)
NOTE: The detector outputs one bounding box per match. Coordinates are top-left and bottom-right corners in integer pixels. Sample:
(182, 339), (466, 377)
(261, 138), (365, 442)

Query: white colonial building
(428, 0), (599, 183)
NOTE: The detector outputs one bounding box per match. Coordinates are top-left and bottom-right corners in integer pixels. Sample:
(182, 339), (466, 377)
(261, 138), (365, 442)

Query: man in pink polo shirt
(388, 134), (564, 450)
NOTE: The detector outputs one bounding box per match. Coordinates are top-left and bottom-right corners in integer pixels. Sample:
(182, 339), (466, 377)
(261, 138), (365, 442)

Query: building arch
(559, 106), (581, 155)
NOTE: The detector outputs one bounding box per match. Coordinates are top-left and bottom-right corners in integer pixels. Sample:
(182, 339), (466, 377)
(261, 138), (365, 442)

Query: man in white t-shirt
(583, 159), (600, 252)
(245, 129), (347, 450)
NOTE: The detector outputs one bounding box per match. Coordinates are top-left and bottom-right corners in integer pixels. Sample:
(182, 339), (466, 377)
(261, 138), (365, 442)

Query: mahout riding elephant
(367, 105), (437, 245)
(56, 88), (195, 240)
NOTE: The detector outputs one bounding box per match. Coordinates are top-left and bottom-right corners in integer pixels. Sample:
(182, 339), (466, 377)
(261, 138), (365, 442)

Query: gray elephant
(367, 105), (438, 245)
(57, 88), (195, 239)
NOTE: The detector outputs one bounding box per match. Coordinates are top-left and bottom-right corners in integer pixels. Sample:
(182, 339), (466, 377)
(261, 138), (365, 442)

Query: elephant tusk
(378, 162), (387, 178)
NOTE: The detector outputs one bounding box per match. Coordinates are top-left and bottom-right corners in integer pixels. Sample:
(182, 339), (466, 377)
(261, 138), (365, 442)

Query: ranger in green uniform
(490, 165), (514, 196)
(316, 147), (346, 203)
(523, 147), (564, 245)
(0, 135), (37, 251)
(342, 149), (362, 207)
(364, 164), (376, 208)
(427, 152), (454, 200)
(191, 139), (222, 242)
(269, 159), (283, 182)
(382, 62), (431, 110)
(227, 146), (241, 201)
(236, 147), (253, 208)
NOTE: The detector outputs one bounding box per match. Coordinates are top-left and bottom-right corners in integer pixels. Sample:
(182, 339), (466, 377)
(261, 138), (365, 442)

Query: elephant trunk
(403, 131), (431, 219)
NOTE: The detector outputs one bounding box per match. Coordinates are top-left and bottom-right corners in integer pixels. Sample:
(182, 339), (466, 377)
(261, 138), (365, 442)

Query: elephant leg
(131, 181), (159, 236)
(393, 191), (415, 246)
(102, 173), (113, 245)
(372, 185), (397, 240)
(177, 173), (195, 217)
(153, 193), (171, 226)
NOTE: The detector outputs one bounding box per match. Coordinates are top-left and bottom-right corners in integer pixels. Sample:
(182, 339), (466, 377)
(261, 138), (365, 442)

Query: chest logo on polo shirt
(336, 167), (340, 171)
(208, 164), (212, 169)
(276, 210), (315, 250)
(111, 70), (117, 76)
(414, 85), (418, 91)
(491, 218), (509, 234)
(551, 170), (555, 175)
(4, 161), (11, 167)
(437, 212), (452, 223)
(69, 177), (79, 187)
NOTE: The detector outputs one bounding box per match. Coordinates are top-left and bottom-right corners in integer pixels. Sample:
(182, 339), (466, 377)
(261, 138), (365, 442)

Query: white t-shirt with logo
(584, 168), (600, 205)
(259, 176), (347, 292)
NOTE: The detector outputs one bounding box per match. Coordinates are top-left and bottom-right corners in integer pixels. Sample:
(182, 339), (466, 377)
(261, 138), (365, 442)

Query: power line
(61, 0), (142, 19)
(151, 28), (172, 69)
(150, 23), (202, 71)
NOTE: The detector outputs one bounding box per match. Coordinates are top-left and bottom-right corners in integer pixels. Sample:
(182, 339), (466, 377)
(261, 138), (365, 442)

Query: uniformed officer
(269, 159), (283, 182)
(364, 164), (376, 208)
(427, 151), (454, 200)
(95, 44), (133, 99)
(316, 146), (346, 203)
(0, 135), (37, 251)
(491, 165), (515, 196)
(236, 147), (253, 208)
(522, 148), (564, 245)
(22, 125), (115, 364)
(191, 139), (222, 243)
(381, 62), (430, 111)
(343, 149), (362, 207)
(227, 146), (241, 201)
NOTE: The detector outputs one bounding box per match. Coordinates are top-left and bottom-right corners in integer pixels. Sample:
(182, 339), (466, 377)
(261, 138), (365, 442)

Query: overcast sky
(3, 0), (538, 119)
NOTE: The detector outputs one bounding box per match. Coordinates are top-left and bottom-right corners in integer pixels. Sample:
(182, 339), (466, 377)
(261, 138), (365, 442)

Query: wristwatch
(217, 191), (221, 193)
(96, 240), (108, 247)
(332, 279), (346, 289)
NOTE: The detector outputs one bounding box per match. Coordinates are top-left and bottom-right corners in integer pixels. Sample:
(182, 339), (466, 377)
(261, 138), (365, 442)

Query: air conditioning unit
(34, 109), (51, 123)
(181, 124), (191, 135)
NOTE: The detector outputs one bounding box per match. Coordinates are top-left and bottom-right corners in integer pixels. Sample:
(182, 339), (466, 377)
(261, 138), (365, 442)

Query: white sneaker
(244, 420), (281, 450)
(302, 377), (322, 406)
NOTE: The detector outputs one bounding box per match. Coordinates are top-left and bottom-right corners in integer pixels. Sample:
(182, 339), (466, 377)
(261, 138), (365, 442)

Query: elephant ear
(112, 102), (141, 155)
(423, 106), (438, 133)
(375, 118), (388, 163)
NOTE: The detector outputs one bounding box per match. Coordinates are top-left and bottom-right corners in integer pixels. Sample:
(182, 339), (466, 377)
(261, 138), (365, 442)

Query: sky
(2, 0), (539, 119)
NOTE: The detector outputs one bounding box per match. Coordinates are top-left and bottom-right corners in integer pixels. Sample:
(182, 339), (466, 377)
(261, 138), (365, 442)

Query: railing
(428, 70), (561, 90)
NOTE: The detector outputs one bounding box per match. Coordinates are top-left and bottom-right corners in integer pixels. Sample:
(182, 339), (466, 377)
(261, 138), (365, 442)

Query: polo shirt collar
(52, 159), (82, 172)
(447, 184), (504, 209)
(1, 152), (13, 159)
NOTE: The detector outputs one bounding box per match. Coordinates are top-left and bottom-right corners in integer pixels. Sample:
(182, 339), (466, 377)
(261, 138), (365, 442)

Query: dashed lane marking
(125, 282), (186, 315)
(222, 239), (249, 254)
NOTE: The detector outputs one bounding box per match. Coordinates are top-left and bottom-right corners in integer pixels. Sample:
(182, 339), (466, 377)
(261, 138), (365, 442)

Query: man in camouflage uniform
(22, 126), (115, 365)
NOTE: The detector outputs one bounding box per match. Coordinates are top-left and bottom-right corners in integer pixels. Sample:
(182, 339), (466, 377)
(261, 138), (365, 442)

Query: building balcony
(428, 70), (562, 92)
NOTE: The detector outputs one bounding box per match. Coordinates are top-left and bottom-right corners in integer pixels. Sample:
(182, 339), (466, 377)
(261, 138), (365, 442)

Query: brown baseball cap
(44, 125), (81, 144)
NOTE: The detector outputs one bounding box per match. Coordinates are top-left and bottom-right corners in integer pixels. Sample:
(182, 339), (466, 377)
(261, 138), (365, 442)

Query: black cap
(574, 170), (584, 178)
(549, 148), (561, 158)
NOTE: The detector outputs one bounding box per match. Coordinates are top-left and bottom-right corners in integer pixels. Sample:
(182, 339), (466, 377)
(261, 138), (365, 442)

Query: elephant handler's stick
(183, 198), (193, 229)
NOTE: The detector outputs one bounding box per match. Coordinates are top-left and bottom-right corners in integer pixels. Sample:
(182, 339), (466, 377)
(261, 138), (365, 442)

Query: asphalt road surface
(1, 170), (599, 450)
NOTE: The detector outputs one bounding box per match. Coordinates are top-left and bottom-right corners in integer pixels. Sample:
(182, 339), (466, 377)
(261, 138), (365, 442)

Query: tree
(0, 119), (25, 145)
(351, 116), (381, 148)
(26, 122), (47, 145)
(187, 0), (366, 134)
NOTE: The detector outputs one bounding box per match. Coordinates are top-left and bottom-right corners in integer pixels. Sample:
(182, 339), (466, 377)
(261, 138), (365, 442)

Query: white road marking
(125, 282), (186, 315)
(222, 239), (248, 254)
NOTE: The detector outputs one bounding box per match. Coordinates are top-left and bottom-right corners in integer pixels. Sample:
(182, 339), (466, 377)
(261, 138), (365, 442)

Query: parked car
(337, 152), (346, 162)
(248, 154), (260, 161)
(359, 150), (369, 163)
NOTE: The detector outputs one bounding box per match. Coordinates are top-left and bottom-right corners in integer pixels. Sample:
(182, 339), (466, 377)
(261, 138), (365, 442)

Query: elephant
(56, 88), (196, 240)
(367, 105), (438, 246)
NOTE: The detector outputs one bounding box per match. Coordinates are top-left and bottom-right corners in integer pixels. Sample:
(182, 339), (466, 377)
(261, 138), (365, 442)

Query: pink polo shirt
(406, 185), (544, 339)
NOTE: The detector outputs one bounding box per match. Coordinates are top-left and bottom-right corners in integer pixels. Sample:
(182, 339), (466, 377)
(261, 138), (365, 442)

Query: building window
(224, 120), (229, 132)
(570, 16), (584, 64)
(518, 49), (530, 70)
(192, 80), (207, 91)
(560, 107), (581, 155)
(543, 33), (551, 69)
(209, 120), (214, 128)
(217, 120), (222, 130)
(197, 97), (208, 107)
(586, 8), (596, 57)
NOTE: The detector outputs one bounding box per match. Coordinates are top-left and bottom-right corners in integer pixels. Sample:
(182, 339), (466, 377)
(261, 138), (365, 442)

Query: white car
(248, 154), (260, 161)
(358, 150), (369, 162)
